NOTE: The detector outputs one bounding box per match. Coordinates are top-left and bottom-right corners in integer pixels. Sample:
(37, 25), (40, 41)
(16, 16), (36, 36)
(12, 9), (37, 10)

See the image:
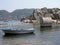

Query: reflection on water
(0, 23), (60, 45)
(40, 27), (52, 32)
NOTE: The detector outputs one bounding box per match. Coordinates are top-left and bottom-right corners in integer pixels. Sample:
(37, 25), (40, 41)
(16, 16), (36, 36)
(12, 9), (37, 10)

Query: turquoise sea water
(0, 22), (60, 45)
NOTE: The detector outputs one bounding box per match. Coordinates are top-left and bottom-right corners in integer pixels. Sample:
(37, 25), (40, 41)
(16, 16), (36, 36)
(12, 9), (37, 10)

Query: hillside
(0, 10), (10, 21)
(10, 9), (34, 20)
(0, 9), (34, 21)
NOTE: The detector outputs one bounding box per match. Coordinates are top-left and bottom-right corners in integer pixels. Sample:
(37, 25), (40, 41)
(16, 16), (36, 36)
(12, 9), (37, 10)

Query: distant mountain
(10, 9), (34, 20)
(0, 10), (10, 21)
(0, 9), (35, 21)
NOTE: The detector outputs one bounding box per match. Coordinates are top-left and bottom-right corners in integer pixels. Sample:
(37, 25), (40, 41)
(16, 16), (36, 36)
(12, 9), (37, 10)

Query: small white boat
(40, 17), (52, 27)
(0, 21), (35, 34)
(2, 28), (35, 34)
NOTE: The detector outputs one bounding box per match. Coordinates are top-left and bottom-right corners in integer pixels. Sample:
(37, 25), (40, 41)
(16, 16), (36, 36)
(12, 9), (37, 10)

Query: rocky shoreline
(21, 7), (60, 23)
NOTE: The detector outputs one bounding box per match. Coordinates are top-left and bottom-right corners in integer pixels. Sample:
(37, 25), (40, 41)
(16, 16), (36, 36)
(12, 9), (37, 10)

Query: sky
(0, 0), (60, 12)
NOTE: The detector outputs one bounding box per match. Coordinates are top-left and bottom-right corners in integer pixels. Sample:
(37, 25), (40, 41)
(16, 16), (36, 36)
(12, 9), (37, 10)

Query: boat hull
(3, 30), (34, 34)
(40, 23), (52, 27)
(2, 28), (35, 34)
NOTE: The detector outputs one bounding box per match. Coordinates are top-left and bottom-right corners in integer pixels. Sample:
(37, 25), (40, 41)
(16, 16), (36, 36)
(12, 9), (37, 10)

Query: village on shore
(21, 7), (60, 26)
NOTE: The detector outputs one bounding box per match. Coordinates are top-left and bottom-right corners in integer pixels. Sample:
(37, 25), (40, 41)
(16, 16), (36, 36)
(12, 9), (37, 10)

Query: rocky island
(21, 7), (60, 24)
